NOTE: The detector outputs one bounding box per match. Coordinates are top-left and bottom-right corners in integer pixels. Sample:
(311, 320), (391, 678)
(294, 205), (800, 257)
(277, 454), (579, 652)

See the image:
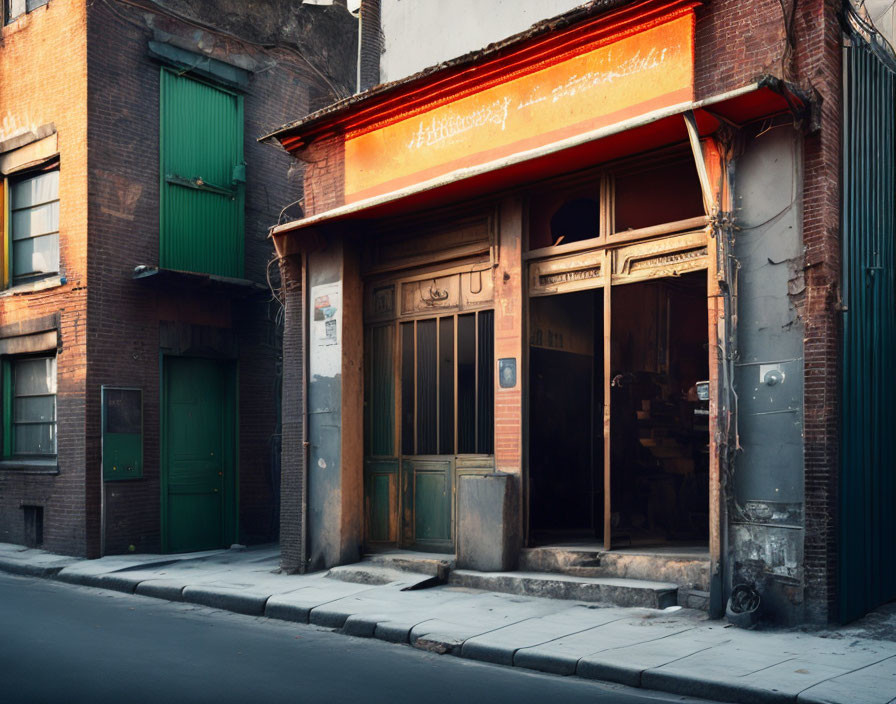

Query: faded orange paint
(344, 14), (695, 203)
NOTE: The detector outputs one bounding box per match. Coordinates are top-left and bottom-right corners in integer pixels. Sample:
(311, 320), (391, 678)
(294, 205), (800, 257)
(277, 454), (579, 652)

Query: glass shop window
(614, 158), (704, 233)
(401, 311), (493, 456)
(529, 181), (600, 250)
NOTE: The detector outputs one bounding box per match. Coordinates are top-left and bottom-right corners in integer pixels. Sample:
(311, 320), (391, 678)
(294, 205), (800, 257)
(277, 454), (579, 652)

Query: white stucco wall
(379, 0), (587, 83)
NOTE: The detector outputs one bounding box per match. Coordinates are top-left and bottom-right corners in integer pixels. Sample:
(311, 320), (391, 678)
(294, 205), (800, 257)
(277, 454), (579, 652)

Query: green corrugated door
(160, 69), (244, 277)
(840, 37), (896, 623)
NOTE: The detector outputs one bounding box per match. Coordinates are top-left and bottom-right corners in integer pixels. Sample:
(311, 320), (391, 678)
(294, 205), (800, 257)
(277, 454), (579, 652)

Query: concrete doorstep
(1, 542), (895, 704)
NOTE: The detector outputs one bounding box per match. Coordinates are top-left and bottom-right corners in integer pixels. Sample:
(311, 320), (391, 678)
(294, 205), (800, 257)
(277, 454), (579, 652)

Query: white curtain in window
(10, 171), (59, 281)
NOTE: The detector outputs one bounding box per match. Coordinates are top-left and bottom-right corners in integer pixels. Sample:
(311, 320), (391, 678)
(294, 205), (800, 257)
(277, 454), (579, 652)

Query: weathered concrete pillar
(305, 231), (364, 571)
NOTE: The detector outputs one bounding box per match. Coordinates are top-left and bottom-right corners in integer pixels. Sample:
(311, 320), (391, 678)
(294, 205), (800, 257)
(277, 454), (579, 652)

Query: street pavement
(1, 542), (895, 704)
(0, 571), (718, 704)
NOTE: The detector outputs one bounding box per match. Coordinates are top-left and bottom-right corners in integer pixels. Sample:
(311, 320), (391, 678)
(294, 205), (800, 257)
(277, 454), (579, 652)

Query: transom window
(10, 170), (60, 285)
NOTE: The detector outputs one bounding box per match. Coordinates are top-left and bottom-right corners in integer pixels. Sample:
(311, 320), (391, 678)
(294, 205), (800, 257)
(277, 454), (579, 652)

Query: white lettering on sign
(407, 96), (512, 150)
(405, 46), (676, 154)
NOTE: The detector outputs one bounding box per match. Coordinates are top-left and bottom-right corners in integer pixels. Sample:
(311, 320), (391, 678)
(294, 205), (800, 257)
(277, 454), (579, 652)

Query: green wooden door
(163, 357), (235, 553)
(160, 69), (244, 277)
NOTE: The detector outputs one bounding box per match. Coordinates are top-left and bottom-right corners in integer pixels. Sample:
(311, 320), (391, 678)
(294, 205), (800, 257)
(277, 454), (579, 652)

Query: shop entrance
(528, 270), (709, 551)
(609, 271), (709, 548)
(529, 289), (604, 542)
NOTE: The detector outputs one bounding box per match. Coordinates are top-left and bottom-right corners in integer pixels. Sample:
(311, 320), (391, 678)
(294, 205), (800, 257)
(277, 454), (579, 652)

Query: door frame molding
(160, 353), (239, 553)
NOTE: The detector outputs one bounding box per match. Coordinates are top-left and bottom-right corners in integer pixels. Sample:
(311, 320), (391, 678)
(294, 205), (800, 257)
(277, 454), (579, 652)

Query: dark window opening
(416, 319), (438, 454)
(614, 158), (704, 233)
(400, 323), (415, 455)
(23, 505), (43, 548)
(403, 311), (493, 456)
(438, 317), (454, 455)
(457, 314), (476, 453)
(529, 182), (600, 250)
(549, 198), (601, 247)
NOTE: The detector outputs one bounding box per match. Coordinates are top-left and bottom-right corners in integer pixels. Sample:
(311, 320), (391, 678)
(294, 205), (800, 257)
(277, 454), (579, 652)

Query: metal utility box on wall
(102, 387), (143, 480)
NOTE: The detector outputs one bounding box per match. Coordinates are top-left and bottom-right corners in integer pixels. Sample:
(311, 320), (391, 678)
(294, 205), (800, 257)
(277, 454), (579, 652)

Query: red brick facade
(0, 0), (356, 557)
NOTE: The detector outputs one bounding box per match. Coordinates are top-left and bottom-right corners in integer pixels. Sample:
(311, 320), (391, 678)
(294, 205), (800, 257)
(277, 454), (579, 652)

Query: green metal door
(160, 69), (244, 277)
(840, 36), (896, 622)
(163, 357), (236, 553)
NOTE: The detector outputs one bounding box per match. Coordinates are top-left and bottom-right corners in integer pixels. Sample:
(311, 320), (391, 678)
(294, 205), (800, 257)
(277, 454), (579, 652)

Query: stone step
(448, 569), (679, 609)
(363, 551), (454, 580)
(325, 562), (435, 588)
(520, 547), (710, 592)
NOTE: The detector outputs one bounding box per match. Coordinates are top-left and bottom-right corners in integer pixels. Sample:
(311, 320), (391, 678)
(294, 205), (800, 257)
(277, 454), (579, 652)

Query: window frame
(398, 309), (494, 457)
(6, 167), (60, 287)
(3, 0), (50, 26)
(2, 353), (57, 459)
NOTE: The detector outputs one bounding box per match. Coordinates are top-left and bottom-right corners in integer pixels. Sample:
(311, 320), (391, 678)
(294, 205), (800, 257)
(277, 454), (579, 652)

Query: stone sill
(0, 276), (65, 298)
(0, 459), (59, 474)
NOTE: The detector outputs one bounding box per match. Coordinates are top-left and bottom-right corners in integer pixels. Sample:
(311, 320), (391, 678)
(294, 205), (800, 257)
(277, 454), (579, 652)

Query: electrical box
(102, 387), (142, 481)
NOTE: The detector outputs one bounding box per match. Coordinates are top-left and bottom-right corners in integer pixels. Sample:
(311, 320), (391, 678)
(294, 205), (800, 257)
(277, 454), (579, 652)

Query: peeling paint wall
(731, 125), (806, 624)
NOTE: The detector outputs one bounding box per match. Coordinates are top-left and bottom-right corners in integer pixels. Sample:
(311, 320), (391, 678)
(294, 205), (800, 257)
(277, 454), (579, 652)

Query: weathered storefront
(264, 0), (842, 624)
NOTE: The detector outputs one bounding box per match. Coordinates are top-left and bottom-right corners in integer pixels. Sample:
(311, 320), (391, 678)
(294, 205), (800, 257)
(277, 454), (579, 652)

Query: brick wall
(0, 1), (90, 556)
(791, 0), (843, 624)
(84, 0), (335, 555)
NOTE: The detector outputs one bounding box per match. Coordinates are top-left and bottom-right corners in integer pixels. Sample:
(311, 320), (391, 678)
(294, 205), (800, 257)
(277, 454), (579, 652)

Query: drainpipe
(684, 111), (737, 618)
(301, 250), (310, 572)
(357, 0), (381, 93)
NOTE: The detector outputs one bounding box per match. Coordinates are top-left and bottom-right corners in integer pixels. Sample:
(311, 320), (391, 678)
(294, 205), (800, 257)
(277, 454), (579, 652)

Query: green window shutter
(160, 69), (244, 277)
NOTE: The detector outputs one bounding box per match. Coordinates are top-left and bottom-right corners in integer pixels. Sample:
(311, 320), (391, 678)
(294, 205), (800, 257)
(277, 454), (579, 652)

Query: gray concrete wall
(307, 238), (346, 570)
(730, 126), (806, 624)
(379, 0), (585, 83)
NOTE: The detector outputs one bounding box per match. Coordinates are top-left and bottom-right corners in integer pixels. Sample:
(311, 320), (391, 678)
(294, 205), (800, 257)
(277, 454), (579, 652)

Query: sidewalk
(2, 542), (894, 704)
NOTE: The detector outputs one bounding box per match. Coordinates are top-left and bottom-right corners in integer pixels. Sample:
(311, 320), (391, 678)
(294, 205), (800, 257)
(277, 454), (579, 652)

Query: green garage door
(163, 357), (236, 553)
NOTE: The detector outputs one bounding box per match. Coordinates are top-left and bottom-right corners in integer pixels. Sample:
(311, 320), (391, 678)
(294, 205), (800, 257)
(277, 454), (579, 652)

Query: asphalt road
(0, 572), (720, 704)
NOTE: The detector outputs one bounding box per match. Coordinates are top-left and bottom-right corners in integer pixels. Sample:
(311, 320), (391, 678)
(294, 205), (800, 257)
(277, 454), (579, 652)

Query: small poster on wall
(312, 282), (340, 348)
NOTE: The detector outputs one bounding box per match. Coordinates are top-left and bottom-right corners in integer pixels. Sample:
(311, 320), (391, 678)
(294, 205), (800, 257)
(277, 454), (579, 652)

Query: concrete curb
(0, 557), (888, 704)
(181, 586), (269, 616)
(0, 556), (75, 578)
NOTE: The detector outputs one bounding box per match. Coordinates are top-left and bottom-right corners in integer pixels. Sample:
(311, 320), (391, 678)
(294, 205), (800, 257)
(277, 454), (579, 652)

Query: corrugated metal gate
(160, 69), (244, 278)
(840, 37), (896, 623)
